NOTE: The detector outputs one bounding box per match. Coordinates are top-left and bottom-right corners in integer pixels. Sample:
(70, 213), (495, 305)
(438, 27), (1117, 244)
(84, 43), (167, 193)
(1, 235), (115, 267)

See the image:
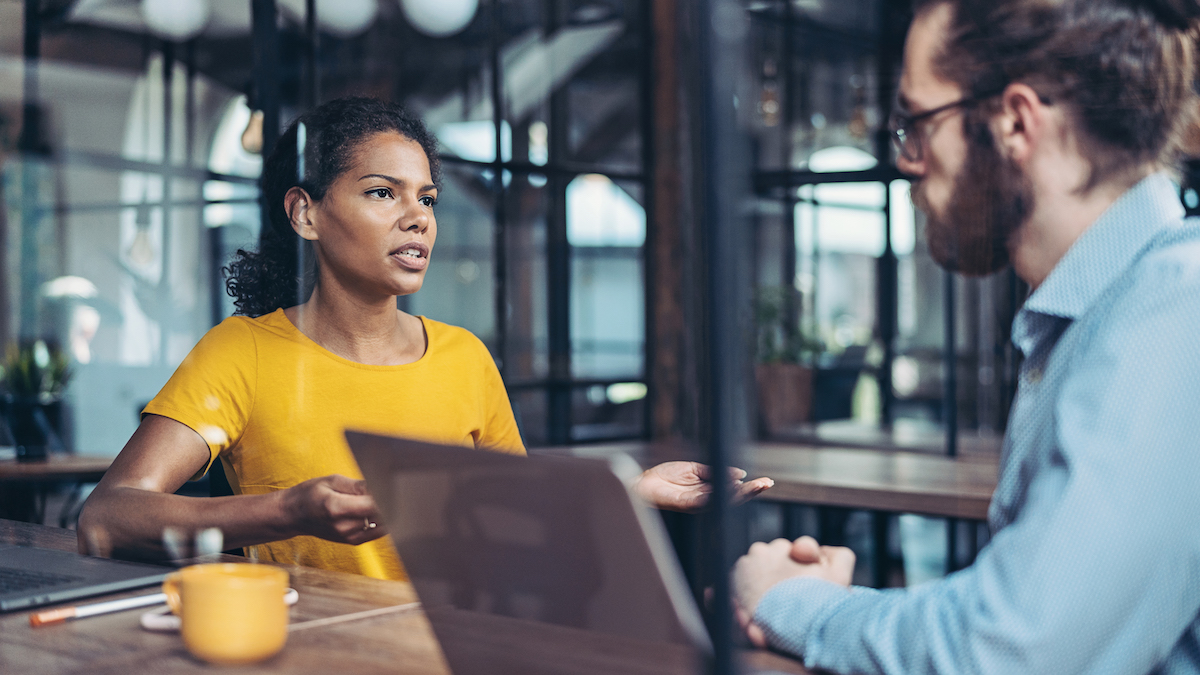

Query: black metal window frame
(103, 0), (657, 446)
(748, 0), (906, 433)
(429, 0), (655, 447)
(746, 0), (1021, 587)
(15, 2), (260, 341)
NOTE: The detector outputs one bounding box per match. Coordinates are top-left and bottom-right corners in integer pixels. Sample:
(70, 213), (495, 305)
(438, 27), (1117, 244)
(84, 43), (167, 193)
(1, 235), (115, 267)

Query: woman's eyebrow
(358, 173), (400, 184)
(358, 174), (437, 192)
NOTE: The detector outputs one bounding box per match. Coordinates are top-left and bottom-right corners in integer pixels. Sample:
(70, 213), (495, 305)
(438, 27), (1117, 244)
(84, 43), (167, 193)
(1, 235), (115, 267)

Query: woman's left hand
(631, 461), (774, 513)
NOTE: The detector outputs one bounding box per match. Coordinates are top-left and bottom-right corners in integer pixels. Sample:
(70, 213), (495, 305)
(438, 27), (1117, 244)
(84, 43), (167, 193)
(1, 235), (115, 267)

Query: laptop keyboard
(0, 566), (83, 594)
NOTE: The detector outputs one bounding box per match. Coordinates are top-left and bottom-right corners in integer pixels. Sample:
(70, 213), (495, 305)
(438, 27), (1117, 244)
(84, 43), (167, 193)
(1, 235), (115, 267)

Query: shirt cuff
(753, 577), (853, 658)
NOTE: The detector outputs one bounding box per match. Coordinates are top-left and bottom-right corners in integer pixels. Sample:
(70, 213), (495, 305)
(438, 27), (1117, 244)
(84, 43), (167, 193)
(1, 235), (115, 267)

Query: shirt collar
(1021, 172), (1185, 321)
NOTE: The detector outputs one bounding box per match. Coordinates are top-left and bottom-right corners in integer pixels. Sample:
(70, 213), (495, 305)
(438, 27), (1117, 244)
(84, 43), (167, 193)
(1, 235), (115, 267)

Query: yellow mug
(162, 563), (290, 665)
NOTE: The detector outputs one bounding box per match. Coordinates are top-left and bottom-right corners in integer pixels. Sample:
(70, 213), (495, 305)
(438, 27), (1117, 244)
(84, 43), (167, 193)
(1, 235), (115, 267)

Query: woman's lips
(390, 242), (430, 271)
(390, 250), (428, 271)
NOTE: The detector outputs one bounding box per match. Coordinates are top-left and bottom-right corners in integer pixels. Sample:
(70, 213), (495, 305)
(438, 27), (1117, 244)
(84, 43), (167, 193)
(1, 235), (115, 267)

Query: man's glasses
(888, 92), (1000, 163)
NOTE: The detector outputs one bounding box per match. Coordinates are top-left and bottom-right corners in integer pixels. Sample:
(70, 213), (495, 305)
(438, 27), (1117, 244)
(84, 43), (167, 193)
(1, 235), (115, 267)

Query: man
(733, 0), (1200, 672)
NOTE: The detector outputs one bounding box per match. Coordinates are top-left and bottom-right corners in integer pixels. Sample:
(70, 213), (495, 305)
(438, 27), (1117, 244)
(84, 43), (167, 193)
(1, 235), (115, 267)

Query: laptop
(0, 544), (170, 612)
(347, 430), (712, 675)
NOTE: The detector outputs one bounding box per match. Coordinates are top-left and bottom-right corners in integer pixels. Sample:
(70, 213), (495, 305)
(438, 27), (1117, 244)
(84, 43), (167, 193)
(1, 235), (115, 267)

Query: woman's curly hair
(224, 97), (442, 317)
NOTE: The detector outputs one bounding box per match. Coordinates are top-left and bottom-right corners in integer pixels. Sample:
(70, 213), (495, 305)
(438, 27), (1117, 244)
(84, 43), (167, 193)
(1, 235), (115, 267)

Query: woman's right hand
(279, 475), (387, 545)
(79, 416), (387, 558)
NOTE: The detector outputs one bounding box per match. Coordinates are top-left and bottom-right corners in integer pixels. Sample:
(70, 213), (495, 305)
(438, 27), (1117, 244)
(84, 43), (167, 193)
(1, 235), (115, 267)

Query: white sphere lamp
(141, 0), (211, 42)
(400, 0), (479, 37)
(317, 0), (379, 37)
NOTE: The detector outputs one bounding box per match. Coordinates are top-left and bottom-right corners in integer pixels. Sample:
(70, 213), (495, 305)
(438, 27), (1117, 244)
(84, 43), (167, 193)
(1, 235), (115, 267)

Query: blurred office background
(0, 0), (1066, 587)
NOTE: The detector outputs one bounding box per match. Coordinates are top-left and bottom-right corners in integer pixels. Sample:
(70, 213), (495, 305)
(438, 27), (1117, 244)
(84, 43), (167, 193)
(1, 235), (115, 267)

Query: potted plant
(754, 286), (823, 438)
(0, 341), (70, 461)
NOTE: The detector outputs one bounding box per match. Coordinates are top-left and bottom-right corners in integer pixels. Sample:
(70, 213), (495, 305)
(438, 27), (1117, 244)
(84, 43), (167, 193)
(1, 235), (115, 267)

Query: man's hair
(916, 0), (1200, 188)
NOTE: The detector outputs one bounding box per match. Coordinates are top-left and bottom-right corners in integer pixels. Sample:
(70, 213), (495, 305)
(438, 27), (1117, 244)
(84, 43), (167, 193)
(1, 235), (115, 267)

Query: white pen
(29, 593), (167, 627)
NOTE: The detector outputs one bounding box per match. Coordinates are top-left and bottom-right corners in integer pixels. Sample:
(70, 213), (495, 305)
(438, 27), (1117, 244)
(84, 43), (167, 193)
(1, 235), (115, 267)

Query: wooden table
(0, 454), (114, 524)
(0, 454), (112, 482)
(538, 439), (1000, 585)
(0, 520), (809, 674)
(772, 420), (1003, 456)
(750, 443), (999, 521)
(539, 440), (999, 521)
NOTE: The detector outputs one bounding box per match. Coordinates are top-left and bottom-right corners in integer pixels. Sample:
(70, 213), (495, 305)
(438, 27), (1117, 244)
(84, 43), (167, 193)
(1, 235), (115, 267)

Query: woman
(78, 97), (770, 579)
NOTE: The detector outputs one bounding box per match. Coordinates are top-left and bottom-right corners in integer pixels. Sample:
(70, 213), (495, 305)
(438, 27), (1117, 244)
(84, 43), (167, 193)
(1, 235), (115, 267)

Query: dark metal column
(872, 509), (890, 588)
(252, 0), (281, 168)
(545, 0), (572, 445)
(159, 40), (176, 362)
(943, 270), (957, 455)
(191, 37), (223, 328)
(19, 0), (40, 154)
(877, 185), (897, 423)
(696, 0), (752, 672)
(872, 173), (897, 585)
(490, 0), (509, 378)
(780, 0), (798, 334)
(252, 0), (280, 263)
(875, 0), (901, 427)
(944, 269), (959, 570)
(18, 0), (43, 339)
(639, 0), (656, 440)
(858, 33), (899, 580)
(305, 0), (320, 109)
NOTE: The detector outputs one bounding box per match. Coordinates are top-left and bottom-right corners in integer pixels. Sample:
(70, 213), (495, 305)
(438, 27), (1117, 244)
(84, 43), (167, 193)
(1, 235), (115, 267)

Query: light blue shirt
(754, 173), (1200, 674)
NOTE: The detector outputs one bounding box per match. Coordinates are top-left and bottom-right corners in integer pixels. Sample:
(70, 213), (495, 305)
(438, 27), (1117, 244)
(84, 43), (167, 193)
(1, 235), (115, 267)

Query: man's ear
(993, 82), (1051, 165)
(284, 187), (318, 241)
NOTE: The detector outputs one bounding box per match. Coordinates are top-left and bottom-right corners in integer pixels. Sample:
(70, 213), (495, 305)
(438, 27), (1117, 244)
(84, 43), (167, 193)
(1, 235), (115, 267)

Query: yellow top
(143, 309), (525, 580)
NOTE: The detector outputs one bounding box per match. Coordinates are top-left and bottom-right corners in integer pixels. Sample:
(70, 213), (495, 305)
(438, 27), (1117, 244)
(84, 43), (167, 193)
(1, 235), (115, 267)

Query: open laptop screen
(346, 430), (710, 653)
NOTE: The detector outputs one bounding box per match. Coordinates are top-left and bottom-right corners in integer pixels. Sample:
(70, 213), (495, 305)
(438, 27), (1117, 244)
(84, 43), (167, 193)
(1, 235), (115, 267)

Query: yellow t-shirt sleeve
(142, 318), (257, 480)
(473, 336), (526, 456)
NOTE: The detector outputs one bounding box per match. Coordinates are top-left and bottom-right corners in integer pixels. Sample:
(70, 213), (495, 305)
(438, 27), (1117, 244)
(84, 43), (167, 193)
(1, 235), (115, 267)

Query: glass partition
(1, 0), (652, 476)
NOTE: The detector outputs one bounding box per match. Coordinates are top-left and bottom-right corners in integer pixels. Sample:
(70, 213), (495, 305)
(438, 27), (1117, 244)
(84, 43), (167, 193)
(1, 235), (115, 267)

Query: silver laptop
(0, 544), (169, 611)
(347, 430), (712, 674)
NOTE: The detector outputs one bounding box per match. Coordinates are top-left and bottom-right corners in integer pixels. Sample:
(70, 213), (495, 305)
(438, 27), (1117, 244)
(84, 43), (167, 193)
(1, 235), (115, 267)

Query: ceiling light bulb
(400, 0), (479, 37)
(318, 0), (379, 37)
(141, 0), (211, 41)
(127, 227), (156, 267)
(241, 111), (265, 154)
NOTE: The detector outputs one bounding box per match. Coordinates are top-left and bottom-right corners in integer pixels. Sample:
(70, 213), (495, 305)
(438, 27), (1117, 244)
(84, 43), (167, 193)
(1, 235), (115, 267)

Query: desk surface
(0, 519), (447, 674)
(773, 420), (1004, 456)
(0, 520), (808, 674)
(540, 440), (999, 521)
(0, 454), (113, 482)
(750, 443), (998, 520)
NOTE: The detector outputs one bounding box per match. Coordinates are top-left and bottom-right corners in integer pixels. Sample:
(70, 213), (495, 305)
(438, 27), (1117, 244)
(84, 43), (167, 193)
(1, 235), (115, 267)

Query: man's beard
(911, 118), (1031, 276)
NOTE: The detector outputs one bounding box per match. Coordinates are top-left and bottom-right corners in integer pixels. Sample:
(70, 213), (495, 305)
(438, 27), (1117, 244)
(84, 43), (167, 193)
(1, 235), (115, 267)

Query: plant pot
(7, 397), (63, 462)
(755, 363), (814, 438)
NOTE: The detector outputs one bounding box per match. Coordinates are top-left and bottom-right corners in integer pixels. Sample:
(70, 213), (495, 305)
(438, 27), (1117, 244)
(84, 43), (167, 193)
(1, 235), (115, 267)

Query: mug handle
(161, 572), (183, 615)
